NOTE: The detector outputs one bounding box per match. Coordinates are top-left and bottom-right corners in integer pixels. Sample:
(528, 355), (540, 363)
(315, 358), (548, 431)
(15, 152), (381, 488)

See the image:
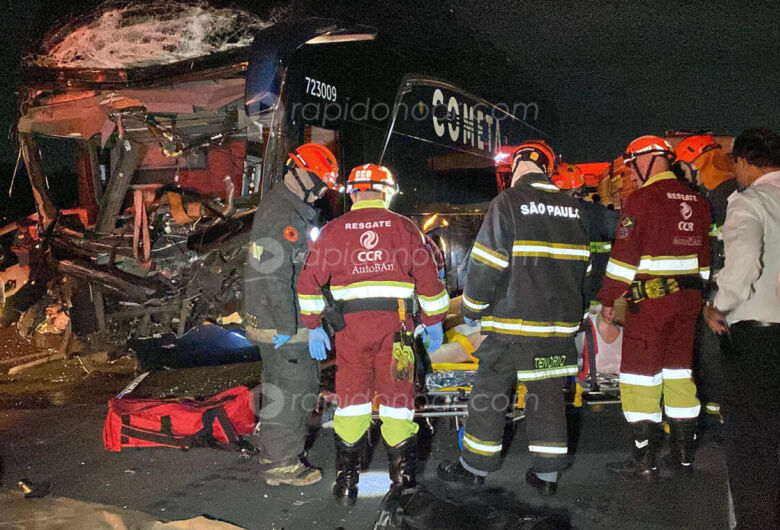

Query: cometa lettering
(431, 88), (501, 154)
(345, 220), (392, 230)
(520, 202), (580, 218)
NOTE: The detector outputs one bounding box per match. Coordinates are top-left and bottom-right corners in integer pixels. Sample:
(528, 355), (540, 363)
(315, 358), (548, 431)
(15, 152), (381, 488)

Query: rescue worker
(296, 163), (449, 505)
(702, 127), (780, 529)
(674, 134), (738, 428)
(552, 163), (619, 308)
(437, 140), (590, 495)
(598, 136), (711, 479)
(243, 143), (341, 486)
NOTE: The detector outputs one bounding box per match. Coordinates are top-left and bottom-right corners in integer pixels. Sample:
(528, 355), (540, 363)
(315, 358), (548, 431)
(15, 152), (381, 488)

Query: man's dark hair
(732, 128), (780, 167)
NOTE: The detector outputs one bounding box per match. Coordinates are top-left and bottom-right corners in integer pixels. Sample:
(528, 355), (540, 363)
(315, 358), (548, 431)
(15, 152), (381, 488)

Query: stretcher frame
(413, 351), (622, 422)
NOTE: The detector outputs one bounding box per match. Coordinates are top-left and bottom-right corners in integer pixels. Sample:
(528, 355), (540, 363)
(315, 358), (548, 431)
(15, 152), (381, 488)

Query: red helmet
(623, 135), (675, 164)
(347, 163), (399, 196)
(511, 140), (556, 176)
(552, 163), (585, 190)
(287, 143), (340, 190)
(674, 135), (720, 163)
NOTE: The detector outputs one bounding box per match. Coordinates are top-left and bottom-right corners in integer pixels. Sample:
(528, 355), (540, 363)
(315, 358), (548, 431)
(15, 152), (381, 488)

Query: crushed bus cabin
(2, 5), (551, 354)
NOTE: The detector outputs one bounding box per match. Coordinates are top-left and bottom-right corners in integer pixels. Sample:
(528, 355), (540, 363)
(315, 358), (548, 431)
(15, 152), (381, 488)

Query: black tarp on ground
(131, 324), (259, 371)
(372, 484), (571, 530)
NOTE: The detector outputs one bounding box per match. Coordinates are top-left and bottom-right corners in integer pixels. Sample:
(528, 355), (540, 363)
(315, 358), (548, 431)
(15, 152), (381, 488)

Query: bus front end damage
(3, 3), (277, 353)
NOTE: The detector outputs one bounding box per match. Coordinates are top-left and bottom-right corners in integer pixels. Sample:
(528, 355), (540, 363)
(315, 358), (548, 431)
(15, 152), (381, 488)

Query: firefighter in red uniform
(296, 164), (449, 505)
(598, 136), (711, 479)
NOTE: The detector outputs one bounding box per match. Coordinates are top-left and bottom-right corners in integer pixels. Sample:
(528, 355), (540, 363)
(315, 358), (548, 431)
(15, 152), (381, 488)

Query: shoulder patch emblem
(283, 226), (299, 242)
(616, 216), (636, 240)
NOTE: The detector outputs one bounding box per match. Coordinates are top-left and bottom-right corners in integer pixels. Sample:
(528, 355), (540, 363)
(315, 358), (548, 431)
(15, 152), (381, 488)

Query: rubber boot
(386, 435), (418, 490)
(666, 419), (697, 477)
(333, 433), (364, 506)
(436, 459), (486, 487)
(606, 421), (658, 480)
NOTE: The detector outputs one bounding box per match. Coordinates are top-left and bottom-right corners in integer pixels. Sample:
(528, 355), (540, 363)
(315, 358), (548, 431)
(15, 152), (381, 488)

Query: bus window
(382, 134), (497, 214)
(380, 79), (552, 215)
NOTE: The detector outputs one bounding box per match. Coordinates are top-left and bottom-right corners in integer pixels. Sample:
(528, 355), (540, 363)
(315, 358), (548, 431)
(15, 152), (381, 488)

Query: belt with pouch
(628, 276), (704, 303)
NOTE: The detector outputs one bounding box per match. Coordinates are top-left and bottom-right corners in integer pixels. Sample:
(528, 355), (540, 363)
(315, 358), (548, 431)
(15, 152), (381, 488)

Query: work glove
(423, 321), (444, 353)
(272, 334), (291, 349)
(308, 326), (331, 361)
(463, 316), (480, 327)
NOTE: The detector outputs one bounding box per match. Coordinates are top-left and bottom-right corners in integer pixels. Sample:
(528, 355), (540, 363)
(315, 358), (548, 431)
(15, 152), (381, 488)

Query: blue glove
(308, 326), (331, 361)
(424, 321), (444, 353)
(272, 334), (291, 349)
(463, 316), (478, 327)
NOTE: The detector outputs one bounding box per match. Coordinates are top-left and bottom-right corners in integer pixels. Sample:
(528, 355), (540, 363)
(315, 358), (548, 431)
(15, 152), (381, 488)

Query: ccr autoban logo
(360, 230), (379, 250)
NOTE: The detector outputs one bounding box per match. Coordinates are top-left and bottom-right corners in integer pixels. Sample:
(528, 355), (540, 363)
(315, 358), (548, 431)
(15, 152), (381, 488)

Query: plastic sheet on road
(0, 490), (244, 530)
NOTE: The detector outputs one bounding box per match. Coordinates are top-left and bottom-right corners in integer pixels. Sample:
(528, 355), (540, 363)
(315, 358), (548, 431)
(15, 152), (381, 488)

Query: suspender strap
(583, 320), (599, 390)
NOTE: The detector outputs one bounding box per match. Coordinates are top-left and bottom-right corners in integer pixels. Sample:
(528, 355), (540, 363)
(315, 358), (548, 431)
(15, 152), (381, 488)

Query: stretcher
(414, 314), (623, 422)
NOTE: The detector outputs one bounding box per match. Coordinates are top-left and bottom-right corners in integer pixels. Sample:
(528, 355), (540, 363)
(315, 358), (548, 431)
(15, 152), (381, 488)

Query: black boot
(666, 419), (697, 477)
(606, 421), (658, 480)
(437, 459), (485, 487)
(525, 469), (558, 496)
(333, 433), (364, 506)
(386, 435), (418, 489)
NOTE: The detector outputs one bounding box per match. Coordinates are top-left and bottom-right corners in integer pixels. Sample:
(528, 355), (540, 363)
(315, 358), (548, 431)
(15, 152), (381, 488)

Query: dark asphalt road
(0, 401), (731, 529)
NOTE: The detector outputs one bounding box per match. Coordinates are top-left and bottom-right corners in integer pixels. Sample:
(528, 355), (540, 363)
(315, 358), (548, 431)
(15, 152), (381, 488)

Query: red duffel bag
(103, 386), (256, 452)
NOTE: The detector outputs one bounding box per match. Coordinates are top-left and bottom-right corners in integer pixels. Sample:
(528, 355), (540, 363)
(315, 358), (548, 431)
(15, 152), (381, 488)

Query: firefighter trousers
(461, 336), (571, 474)
(693, 315), (724, 416)
(720, 322), (780, 529)
(619, 290), (702, 424)
(251, 337), (320, 465)
(333, 311), (419, 447)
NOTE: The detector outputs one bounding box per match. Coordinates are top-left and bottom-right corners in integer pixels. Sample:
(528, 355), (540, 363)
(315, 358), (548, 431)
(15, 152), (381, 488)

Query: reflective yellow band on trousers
(463, 432), (502, 456)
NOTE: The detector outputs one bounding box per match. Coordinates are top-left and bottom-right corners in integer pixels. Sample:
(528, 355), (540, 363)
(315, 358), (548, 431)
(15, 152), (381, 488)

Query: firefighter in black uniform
(675, 135), (738, 429)
(438, 141), (590, 495)
(552, 163), (619, 308)
(244, 143), (341, 486)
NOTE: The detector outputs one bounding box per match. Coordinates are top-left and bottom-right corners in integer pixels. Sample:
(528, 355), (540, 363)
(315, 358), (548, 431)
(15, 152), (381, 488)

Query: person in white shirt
(703, 127), (780, 529)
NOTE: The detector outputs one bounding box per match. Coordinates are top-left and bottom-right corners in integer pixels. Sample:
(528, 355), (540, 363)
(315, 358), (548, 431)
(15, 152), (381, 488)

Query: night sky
(1, 0), (778, 170)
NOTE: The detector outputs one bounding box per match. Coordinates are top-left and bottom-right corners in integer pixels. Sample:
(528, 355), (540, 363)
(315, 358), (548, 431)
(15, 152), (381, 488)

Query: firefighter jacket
(598, 171), (711, 306)
(704, 178), (739, 276)
(244, 185), (318, 338)
(583, 200), (619, 306)
(296, 199), (449, 329)
(461, 173), (590, 341)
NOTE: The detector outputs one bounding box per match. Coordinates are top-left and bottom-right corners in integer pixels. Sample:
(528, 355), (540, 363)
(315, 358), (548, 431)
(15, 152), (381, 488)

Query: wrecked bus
(4, 7), (550, 350)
